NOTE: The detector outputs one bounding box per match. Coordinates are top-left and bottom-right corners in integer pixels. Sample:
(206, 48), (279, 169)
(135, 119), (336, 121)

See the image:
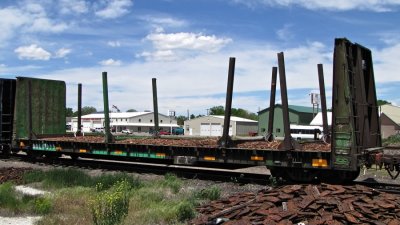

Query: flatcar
(0, 38), (390, 183)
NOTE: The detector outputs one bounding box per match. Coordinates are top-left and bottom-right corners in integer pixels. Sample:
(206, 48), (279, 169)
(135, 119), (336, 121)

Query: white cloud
(107, 41), (121, 47)
(140, 16), (187, 28)
(99, 58), (122, 66)
(55, 48), (72, 58)
(28, 17), (68, 33)
(140, 31), (232, 61)
(95, 0), (133, 19)
(276, 24), (294, 41)
(374, 43), (400, 83)
(0, 4), (68, 44)
(137, 50), (177, 61)
(232, 0), (400, 12)
(146, 32), (232, 52)
(59, 0), (89, 14)
(0, 7), (30, 44)
(14, 44), (51, 60)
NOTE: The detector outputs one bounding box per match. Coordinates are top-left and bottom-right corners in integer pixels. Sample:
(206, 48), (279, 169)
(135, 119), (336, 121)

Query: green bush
(195, 186), (221, 201)
(91, 179), (131, 225)
(0, 182), (19, 210)
(175, 200), (195, 222)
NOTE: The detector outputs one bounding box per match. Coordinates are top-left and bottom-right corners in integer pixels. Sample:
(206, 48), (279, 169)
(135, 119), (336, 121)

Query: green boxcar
(14, 77), (66, 139)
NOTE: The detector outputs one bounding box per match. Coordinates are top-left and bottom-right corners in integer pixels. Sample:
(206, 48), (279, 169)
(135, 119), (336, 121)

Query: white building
(71, 112), (178, 133)
(184, 115), (258, 137)
(309, 112), (332, 126)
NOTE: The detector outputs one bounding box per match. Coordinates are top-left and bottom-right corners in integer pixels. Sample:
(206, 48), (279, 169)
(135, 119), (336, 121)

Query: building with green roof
(258, 104), (318, 137)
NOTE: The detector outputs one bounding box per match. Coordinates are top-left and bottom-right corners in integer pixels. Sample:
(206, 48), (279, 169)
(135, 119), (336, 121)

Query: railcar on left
(0, 77), (67, 159)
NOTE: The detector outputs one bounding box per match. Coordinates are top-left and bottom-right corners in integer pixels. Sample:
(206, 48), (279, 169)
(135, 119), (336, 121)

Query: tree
(126, 109), (137, 112)
(176, 115), (187, 125)
(73, 106), (97, 116)
(377, 99), (391, 106)
(208, 106), (258, 121)
(209, 106), (224, 115)
(66, 107), (74, 117)
(82, 106), (97, 115)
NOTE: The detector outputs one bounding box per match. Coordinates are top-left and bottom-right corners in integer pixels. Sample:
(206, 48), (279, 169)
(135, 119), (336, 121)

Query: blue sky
(1, 0), (399, 116)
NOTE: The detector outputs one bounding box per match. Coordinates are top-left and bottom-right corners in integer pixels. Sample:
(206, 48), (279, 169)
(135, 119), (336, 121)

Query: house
(183, 115), (258, 136)
(71, 112), (178, 133)
(380, 104), (400, 138)
(258, 104), (317, 137)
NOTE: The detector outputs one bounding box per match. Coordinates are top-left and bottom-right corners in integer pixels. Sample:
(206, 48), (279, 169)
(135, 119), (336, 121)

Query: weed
(194, 186), (221, 201)
(91, 179), (131, 225)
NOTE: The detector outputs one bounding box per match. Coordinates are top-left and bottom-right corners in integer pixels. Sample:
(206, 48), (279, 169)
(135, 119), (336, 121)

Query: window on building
(276, 128), (281, 133)
(160, 120), (163, 123)
(150, 119), (153, 123)
(138, 127), (141, 132)
(125, 119), (128, 122)
(139, 119), (141, 123)
(261, 128), (266, 132)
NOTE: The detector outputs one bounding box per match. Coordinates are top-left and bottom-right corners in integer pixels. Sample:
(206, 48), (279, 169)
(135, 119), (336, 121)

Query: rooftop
(258, 104), (317, 114)
(380, 104), (400, 124)
(78, 112), (152, 119)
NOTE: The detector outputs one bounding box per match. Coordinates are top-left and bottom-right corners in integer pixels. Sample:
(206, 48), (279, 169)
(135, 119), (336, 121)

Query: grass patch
(0, 182), (52, 216)
(17, 169), (223, 224)
(23, 169), (141, 190)
(36, 187), (93, 225)
(0, 182), (20, 212)
(194, 186), (221, 201)
(121, 174), (197, 225)
(93, 173), (142, 191)
(158, 173), (182, 193)
(383, 134), (400, 146)
(23, 169), (92, 188)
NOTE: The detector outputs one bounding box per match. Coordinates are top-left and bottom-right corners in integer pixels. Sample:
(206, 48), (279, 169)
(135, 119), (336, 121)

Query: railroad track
(5, 154), (400, 194)
(353, 180), (400, 194)
(5, 154), (271, 185)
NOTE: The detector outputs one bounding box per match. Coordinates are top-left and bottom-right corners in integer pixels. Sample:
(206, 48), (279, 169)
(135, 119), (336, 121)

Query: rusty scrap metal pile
(191, 184), (400, 225)
(41, 136), (330, 151)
